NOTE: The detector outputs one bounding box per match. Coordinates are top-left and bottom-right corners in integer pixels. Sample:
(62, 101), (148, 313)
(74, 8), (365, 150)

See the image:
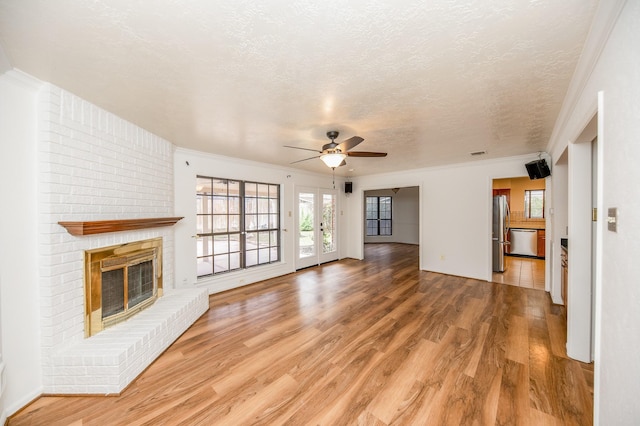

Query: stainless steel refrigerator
(492, 195), (510, 272)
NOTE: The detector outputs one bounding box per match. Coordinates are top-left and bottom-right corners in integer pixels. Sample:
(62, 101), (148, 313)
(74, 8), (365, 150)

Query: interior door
(295, 187), (339, 269)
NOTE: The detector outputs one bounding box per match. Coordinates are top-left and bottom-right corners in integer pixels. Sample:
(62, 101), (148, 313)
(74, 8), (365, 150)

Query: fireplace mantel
(58, 217), (183, 236)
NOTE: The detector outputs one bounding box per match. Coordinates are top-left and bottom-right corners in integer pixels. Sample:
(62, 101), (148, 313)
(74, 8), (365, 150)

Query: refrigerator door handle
(504, 201), (511, 238)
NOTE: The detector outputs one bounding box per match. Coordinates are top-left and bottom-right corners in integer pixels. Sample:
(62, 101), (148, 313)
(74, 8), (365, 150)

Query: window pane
(245, 198), (257, 214)
(258, 248), (270, 264)
(366, 197), (378, 219)
(246, 214), (258, 231)
(246, 232), (258, 250)
(229, 197), (241, 214)
(270, 247), (278, 262)
(229, 253), (241, 270)
(212, 196), (227, 214)
(269, 214), (278, 229)
(197, 236), (213, 257)
(214, 254), (229, 273)
(380, 197), (392, 219)
(258, 198), (269, 214)
(269, 199), (278, 214)
(269, 185), (279, 198)
(228, 180), (240, 197)
(258, 231), (270, 247)
(258, 214), (269, 229)
(196, 215), (211, 234)
(197, 256), (213, 276)
(380, 220), (392, 235)
(213, 235), (229, 254)
(366, 219), (378, 236)
(230, 234), (241, 252)
(212, 180), (227, 195)
(246, 250), (257, 267)
(525, 190), (545, 219)
(245, 182), (257, 197)
(196, 195), (211, 215)
(229, 215), (240, 232)
(212, 215), (228, 233)
(196, 177), (212, 195)
(257, 184), (269, 197)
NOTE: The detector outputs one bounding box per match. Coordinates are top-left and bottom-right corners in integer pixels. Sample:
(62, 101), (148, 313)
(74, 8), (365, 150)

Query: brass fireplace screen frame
(84, 237), (163, 337)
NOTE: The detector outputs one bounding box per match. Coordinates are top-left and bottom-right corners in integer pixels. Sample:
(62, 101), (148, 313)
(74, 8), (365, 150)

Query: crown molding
(0, 69), (44, 90)
(546, 0), (627, 157)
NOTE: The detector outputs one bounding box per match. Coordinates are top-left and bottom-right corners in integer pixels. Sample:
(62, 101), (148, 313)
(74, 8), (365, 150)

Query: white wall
(0, 71), (43, 418)
(173, 148), (346, 294)
(364, 187), (419, 244)
(549, 153), (568, 304)
(349, 155), (535, 280)
(546, 0), (640, 423)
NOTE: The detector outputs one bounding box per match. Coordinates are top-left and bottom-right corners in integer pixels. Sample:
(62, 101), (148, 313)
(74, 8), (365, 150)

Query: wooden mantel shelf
(58, 217), (183, 236)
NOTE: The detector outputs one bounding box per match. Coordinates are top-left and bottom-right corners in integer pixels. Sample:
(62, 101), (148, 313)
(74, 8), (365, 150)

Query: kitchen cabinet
(537, 229), (545, 258)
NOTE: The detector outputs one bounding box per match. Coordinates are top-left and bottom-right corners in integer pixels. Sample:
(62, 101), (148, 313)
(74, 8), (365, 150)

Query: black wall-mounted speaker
(525, 159), (551, 180)
(345, 182), (353, 193)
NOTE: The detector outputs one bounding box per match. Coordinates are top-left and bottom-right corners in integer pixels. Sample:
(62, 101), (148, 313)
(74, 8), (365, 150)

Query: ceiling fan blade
(290, 155), (320, 164)
(346, 151), (387, 157)
(337, 136), (364, 152)
(284, 145), (322, 153)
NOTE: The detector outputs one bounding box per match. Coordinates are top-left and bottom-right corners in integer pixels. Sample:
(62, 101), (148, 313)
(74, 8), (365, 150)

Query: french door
(295, 187), (339, 269)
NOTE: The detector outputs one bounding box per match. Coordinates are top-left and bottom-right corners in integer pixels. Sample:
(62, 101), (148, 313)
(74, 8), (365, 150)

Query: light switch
(607, 207), (617, 232)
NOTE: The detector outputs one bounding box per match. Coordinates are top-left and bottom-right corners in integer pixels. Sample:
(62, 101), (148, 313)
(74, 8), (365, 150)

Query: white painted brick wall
(48, 289), (209, 394)
(36, 83), (201, 393)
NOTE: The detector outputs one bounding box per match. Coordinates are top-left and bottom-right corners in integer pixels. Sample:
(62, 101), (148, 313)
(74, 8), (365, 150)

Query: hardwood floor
(9, 243), (593, 425)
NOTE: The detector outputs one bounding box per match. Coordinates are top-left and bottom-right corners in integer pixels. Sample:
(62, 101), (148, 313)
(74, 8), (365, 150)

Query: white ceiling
(0, 0), (598, 176)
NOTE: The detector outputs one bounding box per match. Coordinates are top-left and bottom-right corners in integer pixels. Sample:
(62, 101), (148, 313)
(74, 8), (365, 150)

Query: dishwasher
(509, 229), (538, 256)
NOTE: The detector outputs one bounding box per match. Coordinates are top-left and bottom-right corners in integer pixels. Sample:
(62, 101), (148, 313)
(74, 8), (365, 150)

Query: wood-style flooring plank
(8, 243), (593, 426)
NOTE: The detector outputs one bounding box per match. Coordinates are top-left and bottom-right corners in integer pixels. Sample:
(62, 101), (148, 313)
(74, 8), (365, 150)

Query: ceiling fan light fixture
(321, 152), (346, 168)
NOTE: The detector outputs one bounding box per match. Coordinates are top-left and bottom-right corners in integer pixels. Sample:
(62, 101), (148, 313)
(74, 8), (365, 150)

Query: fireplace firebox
(84, 238), (163, 337)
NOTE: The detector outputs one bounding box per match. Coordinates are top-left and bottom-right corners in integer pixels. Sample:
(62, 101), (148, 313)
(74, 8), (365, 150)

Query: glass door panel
(296, 187), (339, 269)
(320, 191), (338, 263)
(296, 190), (317, 269)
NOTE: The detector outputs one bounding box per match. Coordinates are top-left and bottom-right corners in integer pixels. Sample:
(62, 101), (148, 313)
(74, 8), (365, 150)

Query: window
(196, 176), (280, 277)
(524, 189), (545, 219)
(366, 196), (392, 236)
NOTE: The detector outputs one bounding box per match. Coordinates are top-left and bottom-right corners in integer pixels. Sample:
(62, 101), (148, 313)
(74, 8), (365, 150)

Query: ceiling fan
(284, 131), (387, 169)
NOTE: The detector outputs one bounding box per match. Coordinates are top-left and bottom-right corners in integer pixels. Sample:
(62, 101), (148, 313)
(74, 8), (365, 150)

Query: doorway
(362, 186), (420, 263)
(295, 186), (339, 270)
(491, 176), (546, 289)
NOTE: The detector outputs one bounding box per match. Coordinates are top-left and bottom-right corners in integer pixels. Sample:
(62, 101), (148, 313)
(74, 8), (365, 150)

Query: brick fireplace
(49, 222), (209, 395)
(36, 84), (209, 395)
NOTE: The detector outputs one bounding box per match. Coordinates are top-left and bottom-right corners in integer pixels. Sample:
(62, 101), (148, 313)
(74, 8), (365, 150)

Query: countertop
(509, 219), (545, 231)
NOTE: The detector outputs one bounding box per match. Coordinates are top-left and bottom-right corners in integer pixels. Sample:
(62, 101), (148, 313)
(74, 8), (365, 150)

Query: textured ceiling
(0, 0), (598, 176)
